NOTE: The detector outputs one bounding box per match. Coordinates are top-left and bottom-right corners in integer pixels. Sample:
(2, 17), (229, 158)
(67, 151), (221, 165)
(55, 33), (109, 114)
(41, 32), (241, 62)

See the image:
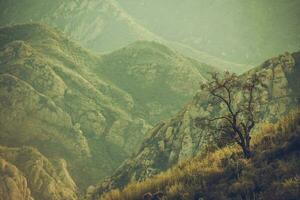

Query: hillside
(0, 2), (299, 199)
(0, 0), (158, 52)
(6, 0), (298, 72)
(0, 23), (215, 197)
(97, 41), (215, 123)
(0, 0), (250, 73)
(0, 23), (142, 189)
(90, 51), (300, 198)
(98, 110), (300, 200)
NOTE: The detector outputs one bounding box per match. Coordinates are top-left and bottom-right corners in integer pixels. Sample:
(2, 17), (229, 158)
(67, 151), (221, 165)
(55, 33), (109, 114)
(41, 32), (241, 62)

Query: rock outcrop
(0, 159), (33, 200)
(0, 146), (77, 200)
(0, 24), (149, 189)
(0, 23), (216, 192)
(90, 51), (300, 198)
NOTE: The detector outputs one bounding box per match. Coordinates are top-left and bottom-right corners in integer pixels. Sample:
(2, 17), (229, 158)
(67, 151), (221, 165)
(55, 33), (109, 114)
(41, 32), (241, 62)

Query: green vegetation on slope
(99, 110), (300, 200)
(97, 40), (215, 123)
(90, 51), (300, 198)
(0, 23), (145, 190)
(0, 23), (217, 195)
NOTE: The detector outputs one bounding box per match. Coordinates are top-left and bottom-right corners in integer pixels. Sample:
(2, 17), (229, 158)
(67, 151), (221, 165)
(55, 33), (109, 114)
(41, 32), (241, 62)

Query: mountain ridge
(90, 50), (300, 198)
(97, 110), (300, 200)
(0, 23), (218, 198)
(0, 0), (250, 73)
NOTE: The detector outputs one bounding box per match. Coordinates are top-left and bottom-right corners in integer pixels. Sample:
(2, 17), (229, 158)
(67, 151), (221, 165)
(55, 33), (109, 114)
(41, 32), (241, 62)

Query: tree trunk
(241, 145), (252, 159)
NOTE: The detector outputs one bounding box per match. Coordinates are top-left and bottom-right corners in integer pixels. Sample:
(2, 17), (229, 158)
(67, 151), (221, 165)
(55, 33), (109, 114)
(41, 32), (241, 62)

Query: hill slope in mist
(0, 0), (158, 52)
(0, 23), (137, 192)
(90, 51), (300, 198)
(0, 0), (250, 73)
(118, 0), (300, 65)
(97, 40), (215, 123)
(0, 23), (215, 199)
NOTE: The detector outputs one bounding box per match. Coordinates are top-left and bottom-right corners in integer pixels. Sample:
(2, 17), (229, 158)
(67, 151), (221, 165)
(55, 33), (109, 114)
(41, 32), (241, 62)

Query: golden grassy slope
(99, 110), (300, 200)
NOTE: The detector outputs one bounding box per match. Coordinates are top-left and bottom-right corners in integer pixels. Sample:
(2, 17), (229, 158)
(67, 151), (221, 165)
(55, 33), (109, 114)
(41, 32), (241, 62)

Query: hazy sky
(0, 0), (299, 66)
(117, 0), (300, 64)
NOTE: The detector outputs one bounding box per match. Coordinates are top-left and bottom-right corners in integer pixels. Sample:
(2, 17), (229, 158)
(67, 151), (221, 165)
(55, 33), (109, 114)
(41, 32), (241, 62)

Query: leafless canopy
(198, 71), (266, 158)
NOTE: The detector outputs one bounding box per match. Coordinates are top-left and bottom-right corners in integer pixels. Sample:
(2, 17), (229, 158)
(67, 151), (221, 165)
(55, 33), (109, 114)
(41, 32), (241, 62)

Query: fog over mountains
(2, 0), (299, 72)
(118, 0), (300, 64)
(0, 1), (299, 200)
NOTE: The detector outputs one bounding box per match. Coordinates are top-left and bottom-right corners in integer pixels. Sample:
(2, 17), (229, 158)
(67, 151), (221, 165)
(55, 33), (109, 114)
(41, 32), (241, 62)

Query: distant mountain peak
(0, 0), (250, 73)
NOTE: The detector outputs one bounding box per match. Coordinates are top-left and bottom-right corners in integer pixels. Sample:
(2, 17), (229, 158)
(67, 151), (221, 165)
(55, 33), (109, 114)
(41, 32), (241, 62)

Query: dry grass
(99, 110), (300, 200)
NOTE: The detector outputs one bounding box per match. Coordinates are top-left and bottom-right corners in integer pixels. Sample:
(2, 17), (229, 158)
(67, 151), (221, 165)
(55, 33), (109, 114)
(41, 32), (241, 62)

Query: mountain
(97, 40), (215, 123)
(0, 23), (215, 197)
(118, 0), (300, 65)
(0, 6), (298, 199)
(90, 51), (300, 198)
(0, 0), (157, 52)
(98, 110), (300, 200)
(0, 23), (136, 190)
(0, 0), (250, 73)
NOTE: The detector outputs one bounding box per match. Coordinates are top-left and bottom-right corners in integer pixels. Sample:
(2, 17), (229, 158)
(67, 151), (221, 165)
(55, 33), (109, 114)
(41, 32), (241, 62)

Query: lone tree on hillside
(197, 72), (266, 158)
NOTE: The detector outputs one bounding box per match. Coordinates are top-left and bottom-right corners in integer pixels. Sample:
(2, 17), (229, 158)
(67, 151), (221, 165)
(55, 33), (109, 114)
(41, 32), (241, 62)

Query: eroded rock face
(0, 24), (216, 191)
(91, 52), (300, 198)
(0, 73), (90, 158)
(0, 146), (77, 200)
(0, 24), (153, 189)
(0, 159), (34, 200)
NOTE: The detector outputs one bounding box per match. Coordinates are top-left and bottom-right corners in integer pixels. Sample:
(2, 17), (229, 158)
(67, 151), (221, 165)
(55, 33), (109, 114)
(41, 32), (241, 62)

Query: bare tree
(197, 71), (265, 158)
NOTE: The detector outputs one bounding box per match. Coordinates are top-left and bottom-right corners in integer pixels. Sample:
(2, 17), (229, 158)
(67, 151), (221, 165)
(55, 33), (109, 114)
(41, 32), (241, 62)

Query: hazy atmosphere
(0, 1), (299, 200)
(1, 0), (299, 68)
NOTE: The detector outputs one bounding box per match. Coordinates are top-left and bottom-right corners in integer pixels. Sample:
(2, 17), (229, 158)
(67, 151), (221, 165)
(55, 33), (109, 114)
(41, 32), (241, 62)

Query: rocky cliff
(0, 24), (135, 189)
(0, 23), (216, 196)
(0, 146), (77, 200)
(90, 51), (300, 199)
